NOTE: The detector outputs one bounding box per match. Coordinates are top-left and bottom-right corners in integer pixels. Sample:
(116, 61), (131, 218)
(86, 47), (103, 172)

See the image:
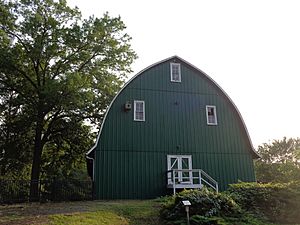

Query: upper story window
(206, 105), (217, 125)
(134, 100), (145, 121)
(170, 63), (181, 82)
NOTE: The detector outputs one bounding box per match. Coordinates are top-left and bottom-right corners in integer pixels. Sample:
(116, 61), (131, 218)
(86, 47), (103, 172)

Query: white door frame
(167, 155), (192, 184)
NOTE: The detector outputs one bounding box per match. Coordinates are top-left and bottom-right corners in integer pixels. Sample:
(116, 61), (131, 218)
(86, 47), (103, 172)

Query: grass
(0, 200), (163, 225)
(2, 199), (294, 225)
(50, 211), (129, 225)
(89, 200), (161, 224)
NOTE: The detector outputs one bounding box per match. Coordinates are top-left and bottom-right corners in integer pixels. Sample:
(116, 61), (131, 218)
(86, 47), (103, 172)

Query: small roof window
(170, 63), (181, 82)
(206, 105), (218, 125)
(134, 100), (145, 121)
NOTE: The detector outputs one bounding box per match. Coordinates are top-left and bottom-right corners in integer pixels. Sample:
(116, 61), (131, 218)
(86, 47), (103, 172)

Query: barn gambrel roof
(87, 56), (259, 159)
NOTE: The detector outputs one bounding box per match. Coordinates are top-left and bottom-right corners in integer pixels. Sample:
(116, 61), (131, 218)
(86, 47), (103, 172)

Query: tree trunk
(29, 113), (44, 202)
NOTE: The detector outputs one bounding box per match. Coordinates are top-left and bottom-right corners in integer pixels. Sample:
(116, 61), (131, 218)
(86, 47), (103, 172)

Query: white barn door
(167, 155), (192, 185)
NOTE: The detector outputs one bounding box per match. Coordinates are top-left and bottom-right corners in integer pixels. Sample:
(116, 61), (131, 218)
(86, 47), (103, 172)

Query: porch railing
(167, 169), (218, 195)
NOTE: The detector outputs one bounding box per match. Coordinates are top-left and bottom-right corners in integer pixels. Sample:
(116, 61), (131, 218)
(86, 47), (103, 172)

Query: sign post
(182, 200), (191, 225)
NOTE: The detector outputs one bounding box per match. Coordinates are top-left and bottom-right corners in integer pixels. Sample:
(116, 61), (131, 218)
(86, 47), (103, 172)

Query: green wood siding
(94, 57), (256, 199)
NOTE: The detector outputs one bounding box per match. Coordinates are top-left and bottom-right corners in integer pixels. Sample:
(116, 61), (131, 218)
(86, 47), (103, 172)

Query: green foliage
(0, 0), (137, 183)
(160, 188), (241, 223)
(255, 161), (300, 183)
(189, 214), (268, 225)
(159, 185), (300, 224)
(255, 137), (300, 183)
(257, 137), (300, 163)
(0, 96), (34, 178)
(41, 123), (95, 179)
(190, 215), (224, 225)
(0, 180), (31, 203)
(227, 182), (300, 224)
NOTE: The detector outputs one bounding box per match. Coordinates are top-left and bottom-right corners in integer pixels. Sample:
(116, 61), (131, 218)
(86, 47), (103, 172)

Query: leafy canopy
(0, 0), (137, 179)
(255, 137), (300, 183)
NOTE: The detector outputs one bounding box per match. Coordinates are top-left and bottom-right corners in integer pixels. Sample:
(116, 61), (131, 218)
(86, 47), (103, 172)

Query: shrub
(42, 179), (93, 201)
(190, 215), (226, 225)
(190, 214), (272, 225)
(160, 183), (300, 224)
(160, 188), (241, 223)
(227, 181), (300, 224)
(0, 180), (30, 203)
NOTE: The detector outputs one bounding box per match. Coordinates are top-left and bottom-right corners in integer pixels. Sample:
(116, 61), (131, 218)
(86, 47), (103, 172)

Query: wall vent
(124, 101), (131, 111)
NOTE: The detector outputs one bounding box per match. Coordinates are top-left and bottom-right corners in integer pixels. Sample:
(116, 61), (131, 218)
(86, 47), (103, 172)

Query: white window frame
(134, 100), (145, 121)
(170, 63), (181, 82)
(206, 105), (218, 125)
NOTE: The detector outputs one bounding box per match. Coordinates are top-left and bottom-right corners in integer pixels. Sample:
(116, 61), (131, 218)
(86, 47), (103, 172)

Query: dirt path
(0, 200), (162, 225)
(0, 201), (94, 224)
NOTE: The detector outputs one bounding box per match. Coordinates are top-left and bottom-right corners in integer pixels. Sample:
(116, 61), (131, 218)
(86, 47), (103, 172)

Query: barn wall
(94, 58), (256, 199)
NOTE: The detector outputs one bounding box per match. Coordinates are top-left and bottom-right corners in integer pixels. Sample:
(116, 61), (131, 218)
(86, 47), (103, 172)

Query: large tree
(255, 137), (300, 183)
(0, 0), (137, 200)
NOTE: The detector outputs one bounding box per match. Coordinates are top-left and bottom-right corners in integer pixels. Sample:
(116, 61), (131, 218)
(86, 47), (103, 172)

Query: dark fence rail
(0, 179), (94, 204)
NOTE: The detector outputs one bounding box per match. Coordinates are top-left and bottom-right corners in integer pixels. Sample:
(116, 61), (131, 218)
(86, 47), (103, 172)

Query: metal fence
(0, 179), (94, 204)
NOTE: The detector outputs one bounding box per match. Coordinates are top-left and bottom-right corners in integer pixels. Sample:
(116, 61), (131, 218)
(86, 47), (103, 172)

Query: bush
(42, 179), (93, 202)
(160, 188), (241, 223)
(160, 183), (300, 224)
(0, 178), (93, 203)
(0, 180), (30, 203)
(227, 182), (300, 224)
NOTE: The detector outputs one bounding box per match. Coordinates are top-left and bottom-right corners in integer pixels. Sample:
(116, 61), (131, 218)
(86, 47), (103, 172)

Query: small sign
(182, 200), (191, 206)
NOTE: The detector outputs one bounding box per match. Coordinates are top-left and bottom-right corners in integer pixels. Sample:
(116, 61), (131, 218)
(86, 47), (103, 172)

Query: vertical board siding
(95, 58), (256, 199)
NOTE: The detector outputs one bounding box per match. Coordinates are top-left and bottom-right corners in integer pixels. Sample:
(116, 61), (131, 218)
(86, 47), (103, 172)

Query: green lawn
(50, 211), (128, 225)
(0, 200), (163, 225)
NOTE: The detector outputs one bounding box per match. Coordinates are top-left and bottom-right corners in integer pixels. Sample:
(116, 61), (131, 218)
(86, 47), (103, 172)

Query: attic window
(170, 63), (181, 82)
(206, 105), (217, 125)
(134, 100), (145, 121)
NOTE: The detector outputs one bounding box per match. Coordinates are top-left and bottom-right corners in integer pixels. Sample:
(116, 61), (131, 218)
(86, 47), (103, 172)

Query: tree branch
(2, 27), (38, 77)
(1, 27), (39, 90)
(11, 64), (39, 90)
(77, 51), (99, 72)
(0, 80), (37, 105)
(41, 110), (62, 146)
(51, 43), (90, 80)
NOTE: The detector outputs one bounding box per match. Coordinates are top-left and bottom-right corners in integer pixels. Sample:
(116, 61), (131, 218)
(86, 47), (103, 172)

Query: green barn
(86, 56), (259, 199)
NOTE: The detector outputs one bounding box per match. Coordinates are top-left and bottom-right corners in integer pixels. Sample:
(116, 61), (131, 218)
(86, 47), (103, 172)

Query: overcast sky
(68, 0), (299, 148)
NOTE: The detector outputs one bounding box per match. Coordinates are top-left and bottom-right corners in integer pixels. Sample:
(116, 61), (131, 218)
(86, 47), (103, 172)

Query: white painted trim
(167, 155), (192, 185)
(86, 55), (259, 158)
(133, 100), (145, 121)
(206, 105), (218, 125)
(167, 183), (203, 189)
(167, 155), (192, 170)
(170, 63), (181, 82)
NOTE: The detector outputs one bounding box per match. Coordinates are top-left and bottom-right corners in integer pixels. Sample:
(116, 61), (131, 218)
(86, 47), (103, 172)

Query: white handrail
(167, 169), (218, 194)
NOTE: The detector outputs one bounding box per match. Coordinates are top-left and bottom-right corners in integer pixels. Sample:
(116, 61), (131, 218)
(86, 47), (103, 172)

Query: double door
(167, 155), (192, 184)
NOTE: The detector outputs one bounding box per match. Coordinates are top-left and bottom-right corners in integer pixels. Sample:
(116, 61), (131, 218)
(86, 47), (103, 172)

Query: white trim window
(170, 63), (181, 82)
(206, 105), (218, 125)
(134, 100), (145, 121)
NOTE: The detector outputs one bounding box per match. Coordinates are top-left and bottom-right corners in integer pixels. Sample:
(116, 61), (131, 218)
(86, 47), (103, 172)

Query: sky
(68, 0), (299, 148)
